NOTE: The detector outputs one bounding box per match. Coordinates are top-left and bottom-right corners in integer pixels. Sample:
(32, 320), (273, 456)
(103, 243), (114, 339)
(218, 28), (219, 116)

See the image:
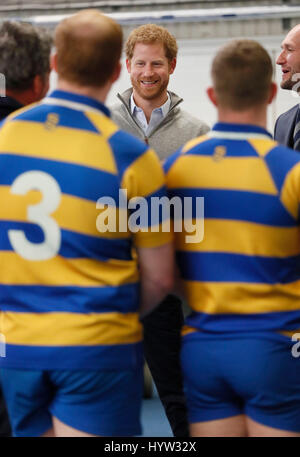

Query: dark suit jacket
(274, 104), (299, 150)
(0, 96), (23, 121)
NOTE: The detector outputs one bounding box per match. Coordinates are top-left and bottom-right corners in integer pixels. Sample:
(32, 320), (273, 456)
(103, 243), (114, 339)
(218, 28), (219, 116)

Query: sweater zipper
(117, 93), (182, 141)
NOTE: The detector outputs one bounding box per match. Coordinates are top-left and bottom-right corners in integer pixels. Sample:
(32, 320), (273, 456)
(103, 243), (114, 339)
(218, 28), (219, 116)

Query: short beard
(280, 79), (295, 90)
(280, 72), (300, 92)
(131, 78), (168, 101)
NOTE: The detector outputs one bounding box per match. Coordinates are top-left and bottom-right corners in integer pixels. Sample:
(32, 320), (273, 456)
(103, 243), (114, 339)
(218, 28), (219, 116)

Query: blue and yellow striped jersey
(0, 89), (171, 370)
(164, 122), (300, 338)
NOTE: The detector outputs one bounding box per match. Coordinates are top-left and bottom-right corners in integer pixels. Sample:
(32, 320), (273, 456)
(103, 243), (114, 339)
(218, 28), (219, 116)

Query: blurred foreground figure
(0, 20), (52, 437)
(165, 40), (300, 437)
(0, 21), (51, 120)
(275, 24), (300, 151)
(0, 10), (173, 437)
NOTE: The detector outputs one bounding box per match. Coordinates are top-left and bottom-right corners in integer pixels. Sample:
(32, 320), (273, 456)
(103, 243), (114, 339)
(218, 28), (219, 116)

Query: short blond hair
(55, 9), (122, 87)
(211, 39), (273, 110)
(125, 24), (178, 62)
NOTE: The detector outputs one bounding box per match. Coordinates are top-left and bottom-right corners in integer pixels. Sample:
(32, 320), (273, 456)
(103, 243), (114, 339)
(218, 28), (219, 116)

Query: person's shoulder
(178, 108), (209, 130)
(273, 140), (300, 158)
(0, 101), (40, 125)
(110, 127), (161, 183)
(109, 100), (123, 114)
(276, 103), (299, 123)
(269, 141), (300, 174)
(109, 88), (132, 112)
(168, 92), (210, 132)
(109, 125), (147, 155)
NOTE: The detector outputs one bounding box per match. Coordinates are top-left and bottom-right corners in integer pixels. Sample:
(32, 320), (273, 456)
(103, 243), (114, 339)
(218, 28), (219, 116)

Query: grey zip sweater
(110, 88), (210, 161)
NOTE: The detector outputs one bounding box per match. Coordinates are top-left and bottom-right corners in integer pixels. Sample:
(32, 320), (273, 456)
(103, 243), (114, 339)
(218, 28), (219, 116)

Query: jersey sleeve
(109, 129), (173, 248)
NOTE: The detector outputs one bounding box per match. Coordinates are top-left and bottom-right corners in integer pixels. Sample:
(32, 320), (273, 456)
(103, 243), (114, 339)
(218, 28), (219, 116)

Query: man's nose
(143, 64), (154, 76)
(276, 50), (286, 65)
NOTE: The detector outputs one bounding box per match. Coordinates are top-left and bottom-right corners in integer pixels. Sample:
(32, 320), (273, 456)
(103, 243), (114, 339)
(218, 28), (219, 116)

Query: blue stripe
(0, 283), (139, 314)
(167, 188), (297, 227)
(48, 90), (110, 117)
(163, 148), (182, 174)
(177, 251), (300, 284)
(0, 221), (132, 261)
(128, 186), (170, 228)
(265, 145), (300, 193)
(186, 310), (300, 333)
(0, 342), (143, 370)
(109, 130), (148, 182)
(184, 138), (259, 157)
(12, 104), (100, 133)
(0, 154), (120, 202)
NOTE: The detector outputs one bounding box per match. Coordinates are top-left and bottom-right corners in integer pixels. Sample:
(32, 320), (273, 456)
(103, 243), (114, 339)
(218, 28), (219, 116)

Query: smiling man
(274, 24), (300, 150)
(111, 24), (209, 160)
(111, 24), (209, 438)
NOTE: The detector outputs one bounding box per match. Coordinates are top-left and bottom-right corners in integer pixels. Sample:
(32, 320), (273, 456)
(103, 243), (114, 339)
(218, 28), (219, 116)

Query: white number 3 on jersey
(8, 171), (62, 261)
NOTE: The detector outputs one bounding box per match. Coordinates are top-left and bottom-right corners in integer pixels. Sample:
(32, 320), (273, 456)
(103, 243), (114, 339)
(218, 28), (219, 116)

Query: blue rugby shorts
(181, 333), (300, 432)
(0, 366), (143, 437)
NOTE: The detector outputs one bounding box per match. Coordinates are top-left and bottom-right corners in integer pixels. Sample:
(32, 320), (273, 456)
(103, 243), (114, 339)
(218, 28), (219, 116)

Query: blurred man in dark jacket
(0, 20), (52, 436)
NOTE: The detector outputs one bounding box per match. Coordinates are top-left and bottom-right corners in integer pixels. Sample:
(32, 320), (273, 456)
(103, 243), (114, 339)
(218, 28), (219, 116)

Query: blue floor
(141, 394), (172, 437)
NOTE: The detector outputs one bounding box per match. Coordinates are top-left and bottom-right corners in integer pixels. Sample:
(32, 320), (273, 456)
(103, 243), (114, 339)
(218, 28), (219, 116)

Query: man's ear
(50, 53), (57, 73)
(169, 58), (176, 75)
(32, 73), (50, 102)
(111, 61), (122, 84)
(268, 81), (277, 105)
(207, 86), (218, 107)
(126, 58), (131, 73)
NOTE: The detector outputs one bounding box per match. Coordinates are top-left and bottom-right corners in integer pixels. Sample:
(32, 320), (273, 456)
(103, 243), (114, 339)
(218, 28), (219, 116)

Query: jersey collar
(209, 122), (273, 140)
(44, 90), (110, 117)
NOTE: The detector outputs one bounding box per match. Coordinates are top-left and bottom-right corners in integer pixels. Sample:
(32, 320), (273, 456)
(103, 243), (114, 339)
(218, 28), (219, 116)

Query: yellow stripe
(248, 139), (277, 157)
(181, 135), (209, 154)
(1, 311), (143, 346)
(181, 323), (300, 342)
(181, 325), (197, 336)
(184, 280), (300, 314)
(0, 252), (139, 286)
(174, 219), (300, 257)
(122, 148), (165, 199)
(133, 222), (173, 248)
(280, 162), (300, 220)
(0, 186), (129, 239)
(167, 155), (278, 195)
(85, 111), (119, 140)
(280, 330), (300, 339)
(0, 120), (117, 174)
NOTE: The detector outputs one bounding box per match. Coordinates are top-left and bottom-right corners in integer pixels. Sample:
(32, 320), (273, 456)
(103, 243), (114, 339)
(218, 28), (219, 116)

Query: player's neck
(57, 79), (110, 105)
(217, 107), (267, 130)
(6, 89), (35, 107)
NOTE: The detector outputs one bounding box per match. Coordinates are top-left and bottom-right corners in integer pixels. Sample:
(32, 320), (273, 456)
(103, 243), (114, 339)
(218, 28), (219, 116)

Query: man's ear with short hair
(32, 73), (49, 102)
(111, 61), (122, 84)
(267, 82), (277, 105)
(126, 59), (131, 74)
(51, 53), (58, 73)
(169, 58), (176, 74)
(207, 86), (218, 107)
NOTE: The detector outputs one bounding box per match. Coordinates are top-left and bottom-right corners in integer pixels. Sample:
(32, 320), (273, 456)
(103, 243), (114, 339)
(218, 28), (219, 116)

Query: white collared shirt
(130, 92), (171, 136)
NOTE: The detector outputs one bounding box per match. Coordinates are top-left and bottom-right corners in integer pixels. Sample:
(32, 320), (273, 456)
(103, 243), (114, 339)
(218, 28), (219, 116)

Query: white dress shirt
(130, 92), (171, 136)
